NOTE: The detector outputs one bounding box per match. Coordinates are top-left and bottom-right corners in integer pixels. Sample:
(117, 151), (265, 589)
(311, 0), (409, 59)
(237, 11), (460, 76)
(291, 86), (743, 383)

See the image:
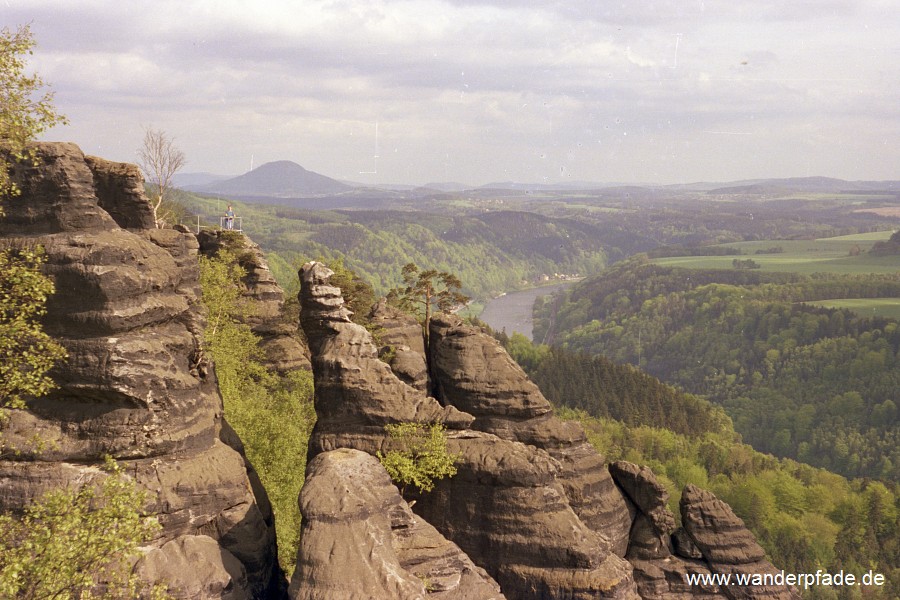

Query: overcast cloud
(6, 0), (898, 185)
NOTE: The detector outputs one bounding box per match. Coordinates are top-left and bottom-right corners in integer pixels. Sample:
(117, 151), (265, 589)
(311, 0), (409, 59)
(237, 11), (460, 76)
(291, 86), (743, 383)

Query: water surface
(479, 282), (575, 341)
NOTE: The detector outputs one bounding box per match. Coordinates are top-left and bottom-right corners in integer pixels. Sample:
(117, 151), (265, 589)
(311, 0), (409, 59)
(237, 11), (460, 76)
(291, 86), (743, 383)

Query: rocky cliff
(294, 261), (799, 600)
(0, 142), (279, 598)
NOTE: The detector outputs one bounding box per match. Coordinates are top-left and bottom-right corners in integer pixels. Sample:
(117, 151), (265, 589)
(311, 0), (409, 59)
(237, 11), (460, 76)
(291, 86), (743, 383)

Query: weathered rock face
(608, 462), (726, 599)
(429, 314), (634, 557)
(299, 263), (639, 600)
(288, 448), (503, 600)
(369, 299), (430, 391)
(609, 461), (676, 560)
(0, 142), (279, 597)
(299, 262), (474, 459)
(680, 485), (800, 600)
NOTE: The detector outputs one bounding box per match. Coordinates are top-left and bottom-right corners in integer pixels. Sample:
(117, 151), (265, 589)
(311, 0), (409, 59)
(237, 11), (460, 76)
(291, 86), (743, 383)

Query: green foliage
(0, 458), (169, 599)
(198, 250), (315, 576)
(0, 246), (67, 412)
(388, 262), (469, 333)
(0, 24), (68, 204)
(377, 423), (459, 495)
(502, 333), (729, 437)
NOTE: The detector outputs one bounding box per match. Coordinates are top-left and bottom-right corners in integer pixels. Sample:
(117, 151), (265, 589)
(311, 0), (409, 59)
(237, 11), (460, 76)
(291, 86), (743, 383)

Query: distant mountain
(708, 176), (900, 194)
(192, 161), (353, 197)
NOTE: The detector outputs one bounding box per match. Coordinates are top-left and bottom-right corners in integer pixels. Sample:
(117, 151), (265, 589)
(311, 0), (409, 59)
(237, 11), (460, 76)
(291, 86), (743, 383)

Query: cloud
(6, 0), (899, 183)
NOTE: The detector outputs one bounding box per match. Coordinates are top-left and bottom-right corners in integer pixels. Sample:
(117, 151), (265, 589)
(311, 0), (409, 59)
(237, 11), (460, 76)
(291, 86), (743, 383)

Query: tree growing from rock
(388, 262), (468, 342)
(0, 24), (67, 203)
(377, 423), (459, 497)
(0, 459), (169, 599)
(137, 127), (185, 228)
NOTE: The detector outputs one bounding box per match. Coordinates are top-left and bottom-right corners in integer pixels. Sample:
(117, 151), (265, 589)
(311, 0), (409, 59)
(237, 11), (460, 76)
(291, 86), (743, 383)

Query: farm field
(804, 298), (900, 320)
(651, 230), (899, 275)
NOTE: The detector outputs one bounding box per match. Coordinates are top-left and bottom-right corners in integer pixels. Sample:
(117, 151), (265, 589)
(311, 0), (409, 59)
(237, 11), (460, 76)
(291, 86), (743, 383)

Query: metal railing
(220, 216), (242, 232)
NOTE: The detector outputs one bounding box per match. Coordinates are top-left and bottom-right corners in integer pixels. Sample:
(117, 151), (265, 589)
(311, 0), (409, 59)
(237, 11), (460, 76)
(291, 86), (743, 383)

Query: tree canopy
(388, 262), (468, 337)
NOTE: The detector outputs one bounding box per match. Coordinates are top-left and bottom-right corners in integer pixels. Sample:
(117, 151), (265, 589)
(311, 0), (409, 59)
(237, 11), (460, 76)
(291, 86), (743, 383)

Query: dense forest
(500, 335), (899, 600)
(534, 258), (900, 481)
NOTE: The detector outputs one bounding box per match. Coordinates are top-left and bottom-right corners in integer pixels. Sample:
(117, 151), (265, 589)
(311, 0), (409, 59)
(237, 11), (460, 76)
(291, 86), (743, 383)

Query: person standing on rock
(224, 205), (235, 230)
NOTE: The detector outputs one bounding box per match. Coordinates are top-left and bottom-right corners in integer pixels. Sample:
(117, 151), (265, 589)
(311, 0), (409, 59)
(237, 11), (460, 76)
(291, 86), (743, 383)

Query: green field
(804, 298), (900, 320)
(652, 231), (899, 275)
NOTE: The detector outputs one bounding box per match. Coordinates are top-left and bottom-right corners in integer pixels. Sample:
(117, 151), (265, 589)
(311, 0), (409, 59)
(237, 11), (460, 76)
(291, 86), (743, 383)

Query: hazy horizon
(9, 0), (899, 186)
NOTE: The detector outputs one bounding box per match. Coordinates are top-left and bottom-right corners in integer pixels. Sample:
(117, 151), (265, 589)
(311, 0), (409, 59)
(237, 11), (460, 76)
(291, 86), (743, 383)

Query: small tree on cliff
(0, 24), (68, 204)
(377, 423), (459, 498)
(137, 127), (186, 228)
(388, 262), (468, 342)
(0, 24), (68, 420)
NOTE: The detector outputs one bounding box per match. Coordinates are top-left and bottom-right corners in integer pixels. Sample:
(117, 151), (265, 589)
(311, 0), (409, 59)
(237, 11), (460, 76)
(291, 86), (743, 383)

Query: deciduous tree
(0, 24), (67, 205)
(137, 127), (186, 228)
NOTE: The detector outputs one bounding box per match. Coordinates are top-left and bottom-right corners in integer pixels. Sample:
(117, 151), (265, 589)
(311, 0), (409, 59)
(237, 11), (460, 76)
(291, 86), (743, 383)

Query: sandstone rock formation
(680, 485), (800, 600)
(288, 448), (503, 599)
(296, 263), (798, 600)
(369, 298), (430, 391)
(429, 314), (635, 557)
(299, 261), (474, 459)
(0, 142), (279, 597)
(298, 262), (639, 600)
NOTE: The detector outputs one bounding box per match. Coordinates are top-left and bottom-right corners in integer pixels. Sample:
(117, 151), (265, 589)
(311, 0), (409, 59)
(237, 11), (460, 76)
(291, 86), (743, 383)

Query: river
(478, 281), (576, 341)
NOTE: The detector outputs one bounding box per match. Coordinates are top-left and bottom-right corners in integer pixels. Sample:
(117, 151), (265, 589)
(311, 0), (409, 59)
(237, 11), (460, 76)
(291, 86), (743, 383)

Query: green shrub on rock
(377, 423), (459, 496)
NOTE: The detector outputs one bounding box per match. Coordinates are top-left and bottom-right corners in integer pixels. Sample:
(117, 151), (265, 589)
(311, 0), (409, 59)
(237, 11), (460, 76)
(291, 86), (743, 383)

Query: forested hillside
(175, 192), (630, 300)
(535, 258), (900, 481)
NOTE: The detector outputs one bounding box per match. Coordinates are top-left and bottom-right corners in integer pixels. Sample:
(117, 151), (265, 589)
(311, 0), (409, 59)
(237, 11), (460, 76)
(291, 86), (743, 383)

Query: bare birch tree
(137, 127), (185, 228)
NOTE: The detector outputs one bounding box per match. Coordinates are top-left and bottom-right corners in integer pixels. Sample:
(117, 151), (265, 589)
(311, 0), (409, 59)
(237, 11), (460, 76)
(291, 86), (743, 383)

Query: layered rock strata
(680, 485), (800, 600)
(0, 142), (278, 598)
(609, 462), (724, 599)
(288, 448), (503, 600)
(429, 314), (634, 556)
(298, 262), (639, 600)
(299, 262), (474, 459)
(297, 264), (798, 600)
(369, 298), (430, 391)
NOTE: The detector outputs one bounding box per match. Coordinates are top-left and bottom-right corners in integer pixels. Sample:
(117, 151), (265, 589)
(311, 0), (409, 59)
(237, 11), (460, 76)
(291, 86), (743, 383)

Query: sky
(6, 0), (899, 186)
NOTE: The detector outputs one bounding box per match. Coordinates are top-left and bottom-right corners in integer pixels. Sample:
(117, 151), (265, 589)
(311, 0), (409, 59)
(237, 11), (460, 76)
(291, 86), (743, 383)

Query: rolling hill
(191, 160), (353, 197)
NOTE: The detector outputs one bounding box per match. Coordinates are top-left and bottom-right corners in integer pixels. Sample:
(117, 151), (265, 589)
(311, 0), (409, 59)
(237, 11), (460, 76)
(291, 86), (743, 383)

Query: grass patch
(652, 231), (898, 275)
(804, 298), (900, 320)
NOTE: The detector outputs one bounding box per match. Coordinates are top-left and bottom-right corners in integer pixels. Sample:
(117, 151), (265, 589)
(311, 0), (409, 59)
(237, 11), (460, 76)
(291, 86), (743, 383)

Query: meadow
(804, 297), (900, 320)
(651, 230), (899, 275)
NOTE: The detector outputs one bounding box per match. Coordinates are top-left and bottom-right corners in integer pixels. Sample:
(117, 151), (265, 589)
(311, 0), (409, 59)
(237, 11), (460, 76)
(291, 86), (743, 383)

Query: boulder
(288, 448), (503, 600)
(134, 535), (251, 600)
